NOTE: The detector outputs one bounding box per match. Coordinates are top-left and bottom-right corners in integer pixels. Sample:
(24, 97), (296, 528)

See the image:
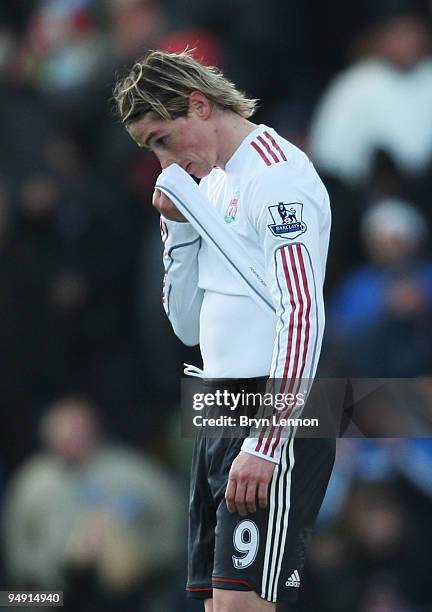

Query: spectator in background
(309, 10), (432, 186)
(0, 126), (146, 440)
(301, 479), (432, 611)
(24, 0), (106, 93)
(108, 0), (164, 64)
(324, 198), (432, 376)
(2, 396), (182, 612)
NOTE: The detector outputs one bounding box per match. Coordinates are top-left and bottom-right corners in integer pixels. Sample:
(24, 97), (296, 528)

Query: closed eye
(154, 135), (169, 148)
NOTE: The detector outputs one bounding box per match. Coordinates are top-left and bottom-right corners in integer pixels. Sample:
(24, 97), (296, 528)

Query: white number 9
(232, 520), (259, 569)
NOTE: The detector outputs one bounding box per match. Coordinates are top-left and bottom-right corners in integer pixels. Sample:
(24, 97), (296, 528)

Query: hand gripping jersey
(160, 125), (331, 463)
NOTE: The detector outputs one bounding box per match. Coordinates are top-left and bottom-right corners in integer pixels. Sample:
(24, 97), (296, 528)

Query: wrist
(240, 446), (280, 464)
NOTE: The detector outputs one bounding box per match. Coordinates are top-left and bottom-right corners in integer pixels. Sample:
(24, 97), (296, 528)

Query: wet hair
(113, 49), (258, 125)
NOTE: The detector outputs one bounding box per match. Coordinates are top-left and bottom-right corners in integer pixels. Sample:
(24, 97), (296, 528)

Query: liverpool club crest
(224, 190), (240, 223)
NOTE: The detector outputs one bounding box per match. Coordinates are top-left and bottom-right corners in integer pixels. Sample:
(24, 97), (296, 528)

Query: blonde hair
(113, 49), (258, 125)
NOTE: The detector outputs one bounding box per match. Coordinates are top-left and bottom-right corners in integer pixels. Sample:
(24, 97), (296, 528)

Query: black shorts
(186, 377), (335, 605)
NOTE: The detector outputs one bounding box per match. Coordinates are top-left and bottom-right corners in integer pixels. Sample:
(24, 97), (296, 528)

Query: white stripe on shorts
(260, 431), (295, 601)
(272, 429), (296, 600)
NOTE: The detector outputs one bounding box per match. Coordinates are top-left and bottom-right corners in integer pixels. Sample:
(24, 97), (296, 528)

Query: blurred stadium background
(0, 0), (432, 610)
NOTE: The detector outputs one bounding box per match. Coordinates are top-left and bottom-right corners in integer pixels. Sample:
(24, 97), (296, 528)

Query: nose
(158, 151), (175, 170)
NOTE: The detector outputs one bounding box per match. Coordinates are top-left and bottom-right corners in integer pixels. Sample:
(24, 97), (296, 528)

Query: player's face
(127, 96), (218, 179)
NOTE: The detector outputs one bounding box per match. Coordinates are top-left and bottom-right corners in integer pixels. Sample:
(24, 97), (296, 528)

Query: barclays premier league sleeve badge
(267, 202), (307, 239)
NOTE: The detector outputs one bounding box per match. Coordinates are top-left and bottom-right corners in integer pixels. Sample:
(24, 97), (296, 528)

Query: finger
(153, 191), (173, 212)
(159, 195), (173, 216)
(245, 482), (258, 514)
(152, 189), (162, 209)
(234, 481), (247, 517)
(158, 194), (181, 219)
(258, 480), (269, 509)
(225, 478), (237, 513)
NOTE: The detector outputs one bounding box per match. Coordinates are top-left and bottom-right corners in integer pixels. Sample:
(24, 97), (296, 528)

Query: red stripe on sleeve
(269, 246), (309, 457)
(257, 135), (280, 163)
(295, 244), (311, 385)
(266, 246), (305, 456)
(255, 246), (296, 453)
(160, 219), (168, 241)
(160, 219), (168, 257)
(264, 131), (287, 161)
(251, 140), (271, 166)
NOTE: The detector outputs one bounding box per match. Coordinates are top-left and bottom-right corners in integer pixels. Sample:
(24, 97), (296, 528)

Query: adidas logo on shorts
(285, 569), (300, 587)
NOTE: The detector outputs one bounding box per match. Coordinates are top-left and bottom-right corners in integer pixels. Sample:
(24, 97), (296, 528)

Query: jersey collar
(224, 124), (270, 175)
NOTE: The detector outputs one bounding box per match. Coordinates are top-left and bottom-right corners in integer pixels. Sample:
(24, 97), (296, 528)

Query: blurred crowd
(1, 0), (432, 610)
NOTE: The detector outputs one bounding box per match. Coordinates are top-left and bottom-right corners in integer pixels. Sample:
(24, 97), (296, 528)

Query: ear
(188, 91), (212, 119)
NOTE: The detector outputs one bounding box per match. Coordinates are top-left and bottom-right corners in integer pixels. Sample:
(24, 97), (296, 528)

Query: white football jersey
(160, 125), (331, 462)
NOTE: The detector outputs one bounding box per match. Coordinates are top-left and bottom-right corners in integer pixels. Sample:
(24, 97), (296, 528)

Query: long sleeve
(241, 160), (331, 463)
(160, 216), (204, 346)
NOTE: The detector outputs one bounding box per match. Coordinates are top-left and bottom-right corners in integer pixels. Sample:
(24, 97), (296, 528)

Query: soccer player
(114, 51), (335, 612)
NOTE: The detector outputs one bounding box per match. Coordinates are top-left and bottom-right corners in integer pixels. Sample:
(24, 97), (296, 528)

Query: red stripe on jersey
(212, 577), (253, 588)
(251, 140), (271, 166)
(162, 273), (167, 305)
(257, 135), (280, 163)
(269, 246), (308, 457)
(254, 244), (312, 458)
(295, 244), (311, 385)
(264, 246), (305, 456)
(160, 219), (168, 244)
(160, 219), (168, 257)
(281, 247), (298, 386)
(161, 220), (169, 302)
(264, 131), (287, 161)
(255, 246), (296, 453)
